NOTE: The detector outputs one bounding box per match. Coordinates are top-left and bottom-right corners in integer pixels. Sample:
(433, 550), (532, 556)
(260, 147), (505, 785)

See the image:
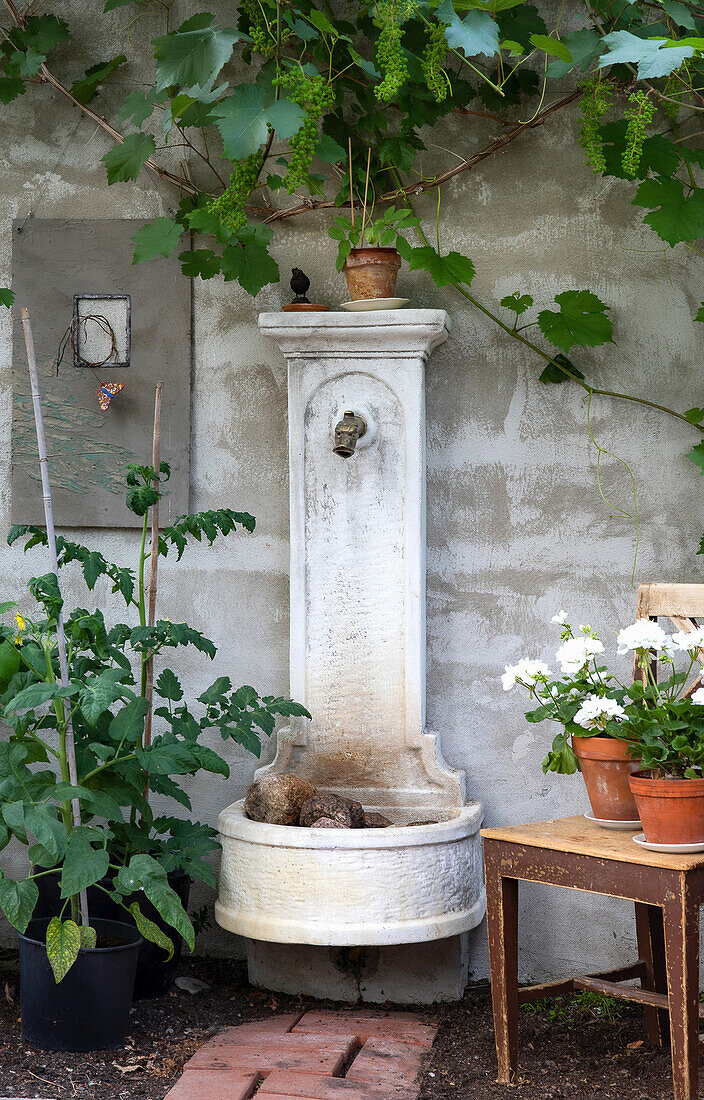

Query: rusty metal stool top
(482, 814), (704, 1100)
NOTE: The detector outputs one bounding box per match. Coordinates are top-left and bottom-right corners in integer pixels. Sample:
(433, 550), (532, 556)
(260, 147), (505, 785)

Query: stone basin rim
(218, 799), (482, 849)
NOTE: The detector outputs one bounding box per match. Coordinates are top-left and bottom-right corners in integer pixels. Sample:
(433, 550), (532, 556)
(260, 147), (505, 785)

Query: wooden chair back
(635, 583), (704, 696)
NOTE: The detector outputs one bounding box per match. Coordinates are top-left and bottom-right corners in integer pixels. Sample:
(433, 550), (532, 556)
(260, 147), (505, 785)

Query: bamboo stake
(360, 147), (371, 247)
(21, 308), (89, 926)
(348, 137), (354, 228)
(143, 382), (164, 766)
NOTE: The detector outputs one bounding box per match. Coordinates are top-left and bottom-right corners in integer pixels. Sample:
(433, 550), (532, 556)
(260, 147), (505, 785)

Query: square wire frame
(72, 293), (131, 369)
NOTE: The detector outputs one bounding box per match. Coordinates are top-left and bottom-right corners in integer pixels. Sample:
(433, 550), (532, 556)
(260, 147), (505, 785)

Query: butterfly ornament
(97, 381), (124, 411)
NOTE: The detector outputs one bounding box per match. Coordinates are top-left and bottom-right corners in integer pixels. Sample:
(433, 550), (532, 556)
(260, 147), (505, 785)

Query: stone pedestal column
(216, 310), (485, 1003)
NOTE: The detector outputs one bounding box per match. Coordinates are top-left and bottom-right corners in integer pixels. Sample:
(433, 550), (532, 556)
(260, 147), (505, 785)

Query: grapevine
(241, 0), (276, 56)
(622, 90), (655, 178)
(273, 69), (334, 194)
(207, 150), (265, 233)
(578, 74), (613, 174)
(422, 21), (450, 103)
(374, 0), (415, 103)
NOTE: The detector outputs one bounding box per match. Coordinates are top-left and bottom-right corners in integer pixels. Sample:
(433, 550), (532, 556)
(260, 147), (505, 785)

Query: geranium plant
(0, 463), (309, 980)
(502, 613), (704, 776)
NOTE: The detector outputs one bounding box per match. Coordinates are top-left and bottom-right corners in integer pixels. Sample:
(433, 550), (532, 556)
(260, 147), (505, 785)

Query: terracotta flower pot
(342, 247), (401, 301)
(572, 736), (641, 821)
(629, 770), (704, 845)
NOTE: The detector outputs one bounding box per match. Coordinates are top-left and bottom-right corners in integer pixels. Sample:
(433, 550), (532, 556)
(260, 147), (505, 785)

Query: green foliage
(214, 85), (305, 161)
(435, 1), (499, 59)
(597, 29), (695, 80)
(405, 246), (476, 288)
(538, 290), (613, 353)
(373, 0), (414, 102)
(579, 75), (613, 174)
(622, 91), (655, 178)
(153, 13), (244, 93)
(273, 70), (334, 193)
(46, 916), (81, 983)
(0, 465), (308, 984)
(70, 55), (126, 104)
(131, 217), (184, 264)
(102, 132), (156, 183)
(328, 207), (419, 270)
(0, 289), (14, 308)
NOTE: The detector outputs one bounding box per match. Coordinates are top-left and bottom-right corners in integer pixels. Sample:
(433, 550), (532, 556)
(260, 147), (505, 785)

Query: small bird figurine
(290, 268), (311, 304)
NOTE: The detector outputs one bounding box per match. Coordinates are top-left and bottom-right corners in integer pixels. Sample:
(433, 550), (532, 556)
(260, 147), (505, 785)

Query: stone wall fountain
(216, 309), (485, 1003)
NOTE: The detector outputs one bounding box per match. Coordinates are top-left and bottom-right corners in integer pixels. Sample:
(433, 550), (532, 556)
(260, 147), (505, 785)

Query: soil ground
(0, 950), (690, 1099)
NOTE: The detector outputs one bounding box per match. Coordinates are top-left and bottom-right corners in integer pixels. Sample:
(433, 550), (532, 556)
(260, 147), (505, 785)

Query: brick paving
(163, 1008), (438, 1100)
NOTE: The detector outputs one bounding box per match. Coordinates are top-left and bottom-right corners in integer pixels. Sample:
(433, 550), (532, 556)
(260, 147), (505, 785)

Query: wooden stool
(482, 815), (704, 1100)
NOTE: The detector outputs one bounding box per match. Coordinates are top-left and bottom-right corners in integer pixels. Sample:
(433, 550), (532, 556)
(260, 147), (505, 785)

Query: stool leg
(486, 864), (518, 1085)
(663, 887), (699, 1100)
(634, 902), (669, 1047)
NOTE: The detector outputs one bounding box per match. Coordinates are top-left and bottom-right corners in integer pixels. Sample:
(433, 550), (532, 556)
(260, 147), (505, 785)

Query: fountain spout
(332, 410), (366, 458)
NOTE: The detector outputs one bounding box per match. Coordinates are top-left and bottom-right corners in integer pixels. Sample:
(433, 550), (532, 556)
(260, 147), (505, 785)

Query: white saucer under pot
(633, 832), (704, 854)
(584, 809), (641, 831)
(340, 297), (410, 312)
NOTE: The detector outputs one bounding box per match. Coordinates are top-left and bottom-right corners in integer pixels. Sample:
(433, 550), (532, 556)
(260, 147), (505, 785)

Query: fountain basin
(216, 800), (485, 946)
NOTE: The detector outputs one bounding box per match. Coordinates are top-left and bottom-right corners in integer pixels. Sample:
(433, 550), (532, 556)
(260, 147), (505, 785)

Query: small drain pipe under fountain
(216, 310), (485, 1003)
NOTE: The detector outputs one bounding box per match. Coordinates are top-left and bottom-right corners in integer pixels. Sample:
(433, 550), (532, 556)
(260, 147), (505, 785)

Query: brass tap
(333, 410), (367, 459)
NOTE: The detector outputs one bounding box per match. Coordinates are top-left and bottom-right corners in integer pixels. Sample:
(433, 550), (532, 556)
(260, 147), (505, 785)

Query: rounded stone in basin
(215, 799), (485, 946)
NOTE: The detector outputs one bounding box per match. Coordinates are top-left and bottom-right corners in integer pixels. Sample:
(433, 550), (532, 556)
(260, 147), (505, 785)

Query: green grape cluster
(422, 20), (449, 103)
(660, 71), (681, 127)
(578, 75), (612, 174)
(622, 90), (655, 178)
(208, 150), (265, 233)
(241, 0), (275, 55)
(374, 0), (414, 103)
(274, 70), (334, 194)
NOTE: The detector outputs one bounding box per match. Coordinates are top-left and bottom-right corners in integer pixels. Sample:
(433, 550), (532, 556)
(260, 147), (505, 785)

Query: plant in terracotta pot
(329, 206), (419, 301)
(503, 613), (704, 827)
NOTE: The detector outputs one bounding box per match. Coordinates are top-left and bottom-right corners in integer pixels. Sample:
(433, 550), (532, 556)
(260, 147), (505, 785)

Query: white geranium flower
(671, 628), (704, 654)
(501, 659), (551, 691)
(616, 620), (668, 655)
(574, 694), (626, 729)
(555, 636), (605, 676)
(551, 610), (568, 625)
(691, 687), (704, 705)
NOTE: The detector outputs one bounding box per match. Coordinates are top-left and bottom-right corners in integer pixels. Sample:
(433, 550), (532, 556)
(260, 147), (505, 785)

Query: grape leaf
(529, 34), (572, 62)
(178, 248), (222, 279)
(0, 77), (26, 104)
(220, 241), (279, 296)
(501, 291), (533, 315)
(131, 217), (183, 263)
(687, 440), (704, 472)
(119, 88), (165, 126)
(70, 55), (127, 104)
(214, 85), (305, 160)
(539, 352), (585, 385)
(46, 916), (81, 983)
(404, 246), (476, 288)
(0, 289), (14, 308)
(546, 29), (599, 76)
(685, 407), (704, 424)
(598, 29), (694, 79)
(696, 304), (704, 323)
(538, 290), (613, 352)
(633, 176), (704, 246)
(103, 132), (156, 183)
(436, 1), (499, 57)
(153, 13), (244, 92)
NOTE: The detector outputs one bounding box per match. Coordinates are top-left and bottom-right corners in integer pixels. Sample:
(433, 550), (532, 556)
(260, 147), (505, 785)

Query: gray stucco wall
(1, 0), (702, 983)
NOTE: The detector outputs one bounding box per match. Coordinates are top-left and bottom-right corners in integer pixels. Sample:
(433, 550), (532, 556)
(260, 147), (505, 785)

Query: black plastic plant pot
(34, 871), (191, 999)
(19, 918), (142, 1052)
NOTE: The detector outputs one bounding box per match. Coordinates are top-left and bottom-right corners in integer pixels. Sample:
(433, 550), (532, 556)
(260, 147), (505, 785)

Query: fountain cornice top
(258, 308), (450, 359)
